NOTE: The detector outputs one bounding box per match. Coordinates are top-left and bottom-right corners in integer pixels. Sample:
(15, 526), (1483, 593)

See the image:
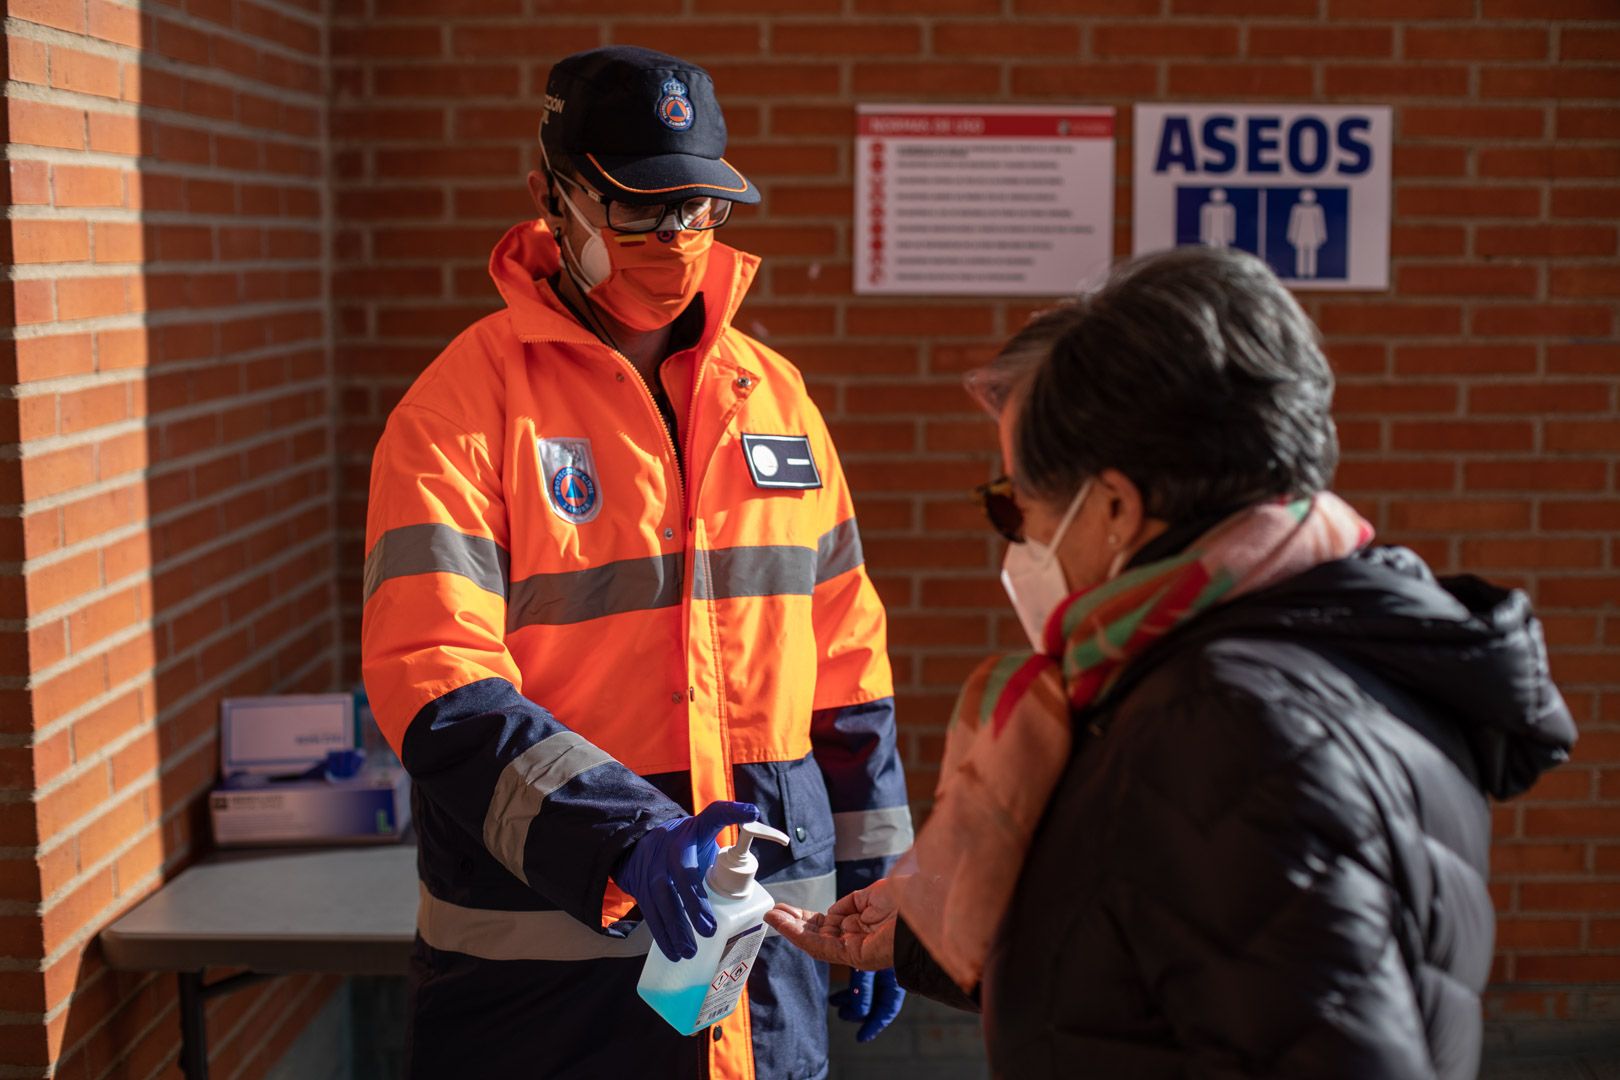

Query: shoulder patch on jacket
(538, 437), (602, 524)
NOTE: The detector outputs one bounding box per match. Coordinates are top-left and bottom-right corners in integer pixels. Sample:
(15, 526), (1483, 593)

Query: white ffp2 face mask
(1000, 480), (1092, 654)
(557, 189), (613, 288)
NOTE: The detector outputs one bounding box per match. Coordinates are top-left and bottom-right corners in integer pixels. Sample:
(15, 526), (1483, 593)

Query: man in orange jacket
(361, 46), (913, 1079)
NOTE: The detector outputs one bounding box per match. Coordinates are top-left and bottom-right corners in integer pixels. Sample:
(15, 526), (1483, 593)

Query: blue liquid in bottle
(637, 823), (790, 1035)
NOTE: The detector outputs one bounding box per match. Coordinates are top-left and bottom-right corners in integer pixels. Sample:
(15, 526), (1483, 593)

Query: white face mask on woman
(1000, 480), (1092, 653)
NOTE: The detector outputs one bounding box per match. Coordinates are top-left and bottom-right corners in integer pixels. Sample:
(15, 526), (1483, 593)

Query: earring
(1107, 534), (1120, 547)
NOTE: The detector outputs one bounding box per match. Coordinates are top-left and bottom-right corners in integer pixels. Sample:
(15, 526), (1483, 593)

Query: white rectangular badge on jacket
(741, 434), (822, 491)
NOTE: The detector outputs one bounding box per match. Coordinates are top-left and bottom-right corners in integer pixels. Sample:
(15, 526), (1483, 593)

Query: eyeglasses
(974, 475), (1025, 543)
(554, 170), (732, 234)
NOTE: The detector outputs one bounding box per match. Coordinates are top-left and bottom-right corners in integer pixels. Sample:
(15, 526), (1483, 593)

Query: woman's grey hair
(968, 246), (1339, 525)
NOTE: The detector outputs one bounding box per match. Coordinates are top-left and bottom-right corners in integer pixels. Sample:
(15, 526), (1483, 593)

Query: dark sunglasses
(973, 475), (1025, 543)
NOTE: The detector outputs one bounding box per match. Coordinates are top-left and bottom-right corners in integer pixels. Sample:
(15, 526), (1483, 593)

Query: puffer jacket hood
(1148, 545), (1575, 800)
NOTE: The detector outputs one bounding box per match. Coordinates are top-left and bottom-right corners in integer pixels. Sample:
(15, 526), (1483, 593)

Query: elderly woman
(767, 248), (1574, 1079)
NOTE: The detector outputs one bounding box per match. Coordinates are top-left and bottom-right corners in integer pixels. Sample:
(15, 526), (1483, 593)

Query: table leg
(178, 971), (209, 1080)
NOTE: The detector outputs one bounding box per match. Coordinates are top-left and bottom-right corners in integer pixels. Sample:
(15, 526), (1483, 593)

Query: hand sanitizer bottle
(637, 821), (791, 1035)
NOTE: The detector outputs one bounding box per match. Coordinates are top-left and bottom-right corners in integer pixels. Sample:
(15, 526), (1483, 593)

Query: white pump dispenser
(637, 821), (791, 1035)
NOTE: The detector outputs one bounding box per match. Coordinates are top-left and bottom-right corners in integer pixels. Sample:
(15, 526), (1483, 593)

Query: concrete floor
(828, 998), (1620, 1080)
(273, 978), (1620, 1079)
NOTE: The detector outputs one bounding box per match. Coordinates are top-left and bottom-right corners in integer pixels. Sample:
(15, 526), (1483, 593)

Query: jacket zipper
(681, 263), (750, 525)
(626, 350), (690, 512)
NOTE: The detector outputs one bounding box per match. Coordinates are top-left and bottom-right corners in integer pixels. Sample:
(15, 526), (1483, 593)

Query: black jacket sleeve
(1100, 646), (1449, 1079)
(893, 915), (981, 1014)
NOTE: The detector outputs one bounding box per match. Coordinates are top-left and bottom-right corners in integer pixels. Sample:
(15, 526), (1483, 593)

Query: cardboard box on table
(209, 693), (411, 847)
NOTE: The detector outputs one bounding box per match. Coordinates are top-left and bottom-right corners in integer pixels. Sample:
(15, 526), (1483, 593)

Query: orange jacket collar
(488, 218), (761, 351)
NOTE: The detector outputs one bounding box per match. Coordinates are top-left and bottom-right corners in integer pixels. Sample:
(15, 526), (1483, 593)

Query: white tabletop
(101, 844), (418, 975)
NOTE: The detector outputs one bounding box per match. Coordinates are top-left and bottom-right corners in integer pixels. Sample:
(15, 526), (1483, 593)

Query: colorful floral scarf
(890, 493), (1375, 991)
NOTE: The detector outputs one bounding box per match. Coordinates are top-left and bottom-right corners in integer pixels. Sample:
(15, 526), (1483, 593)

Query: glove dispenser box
(209, 693), (411, 847)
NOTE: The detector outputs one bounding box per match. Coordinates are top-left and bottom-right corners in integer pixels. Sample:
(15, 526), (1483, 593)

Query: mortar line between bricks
(125, 97), (327, 140)
(2, 299), (327, 342)
(136, 48), (327, 104)
(7, 207), (331, 232)
(5, 233), (328, 266)
(9, 0), (329, 71)
(2, 144), (327, 189)
(4, 89), (326, 154)
(0, 456), (335, 633)
(21, 551), (335, 732)
(206, 970), (330, 1080)
(0, 373), (329, 461)
(0, 353), (329, 400)
(2, 19), (140, 63)
(6, 79), (140, 118)
(0, 531), (336, 737)
(42, 969), (168, 1080)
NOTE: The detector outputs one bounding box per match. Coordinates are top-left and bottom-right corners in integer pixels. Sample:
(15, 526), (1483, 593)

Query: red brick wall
(4, 1), (1616, 1074)
(3, 0), (342, 1074)
(330, 3), (1619, 1023)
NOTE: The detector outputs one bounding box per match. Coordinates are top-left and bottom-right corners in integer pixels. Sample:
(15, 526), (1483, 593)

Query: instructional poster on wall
(855, 104), (1116, 296)
(1133, 104), (1393, 291)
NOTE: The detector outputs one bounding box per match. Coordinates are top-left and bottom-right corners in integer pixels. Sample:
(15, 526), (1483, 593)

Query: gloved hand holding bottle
(615, 801), (761, 962)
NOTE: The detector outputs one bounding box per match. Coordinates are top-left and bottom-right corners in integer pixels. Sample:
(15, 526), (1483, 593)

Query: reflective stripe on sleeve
(482, 731), (615, 883)
(832, 806), (915, 862)
(815, 518), (865, 585)
(506, 553), (683, 630)
(363, 523), (509, 604)
(417, 883), (652, 961)
(416, 873), (840, 958)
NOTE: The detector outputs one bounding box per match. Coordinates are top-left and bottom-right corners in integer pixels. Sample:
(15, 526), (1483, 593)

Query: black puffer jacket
(895, 547), (1575, 1079)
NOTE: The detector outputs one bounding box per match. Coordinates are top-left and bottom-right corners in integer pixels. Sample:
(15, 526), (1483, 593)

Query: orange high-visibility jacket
(362, 220), (912, 1080)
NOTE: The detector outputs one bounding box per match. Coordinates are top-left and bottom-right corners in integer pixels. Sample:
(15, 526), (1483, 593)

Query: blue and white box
(210, 694), (411, 847)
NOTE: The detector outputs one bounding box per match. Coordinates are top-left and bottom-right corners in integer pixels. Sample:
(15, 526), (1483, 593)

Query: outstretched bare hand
(764, 878), (898, 971)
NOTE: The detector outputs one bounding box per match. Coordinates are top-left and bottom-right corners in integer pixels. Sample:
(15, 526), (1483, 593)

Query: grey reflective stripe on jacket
(417, 871), (838, 961)
(417, 883), (652, 961)
(693, 545), (817, 601)
(366, 518), (868, 625)
(483, 731), (615, 884)
(508, 553), (683, 630)
(693, 517), (865, 600)
(832, 806), (915, 862)
(815, 517), (864, 584)
(363, 522), (509, 603)
(762, 870), (837, 917)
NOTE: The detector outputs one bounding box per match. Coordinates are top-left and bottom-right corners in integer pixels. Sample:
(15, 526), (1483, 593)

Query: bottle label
(695, 923), (766, 1028)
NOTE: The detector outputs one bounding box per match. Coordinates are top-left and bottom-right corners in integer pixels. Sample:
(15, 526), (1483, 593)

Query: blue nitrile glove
(616, 801), (760, 963)
(830, 967), (905, 1043)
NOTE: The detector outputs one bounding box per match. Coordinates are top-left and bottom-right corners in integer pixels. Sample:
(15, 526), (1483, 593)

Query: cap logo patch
(656, 77), (693, 132)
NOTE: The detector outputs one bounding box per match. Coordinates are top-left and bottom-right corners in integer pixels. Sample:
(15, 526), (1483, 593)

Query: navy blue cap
(541, 46), (759, 206)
